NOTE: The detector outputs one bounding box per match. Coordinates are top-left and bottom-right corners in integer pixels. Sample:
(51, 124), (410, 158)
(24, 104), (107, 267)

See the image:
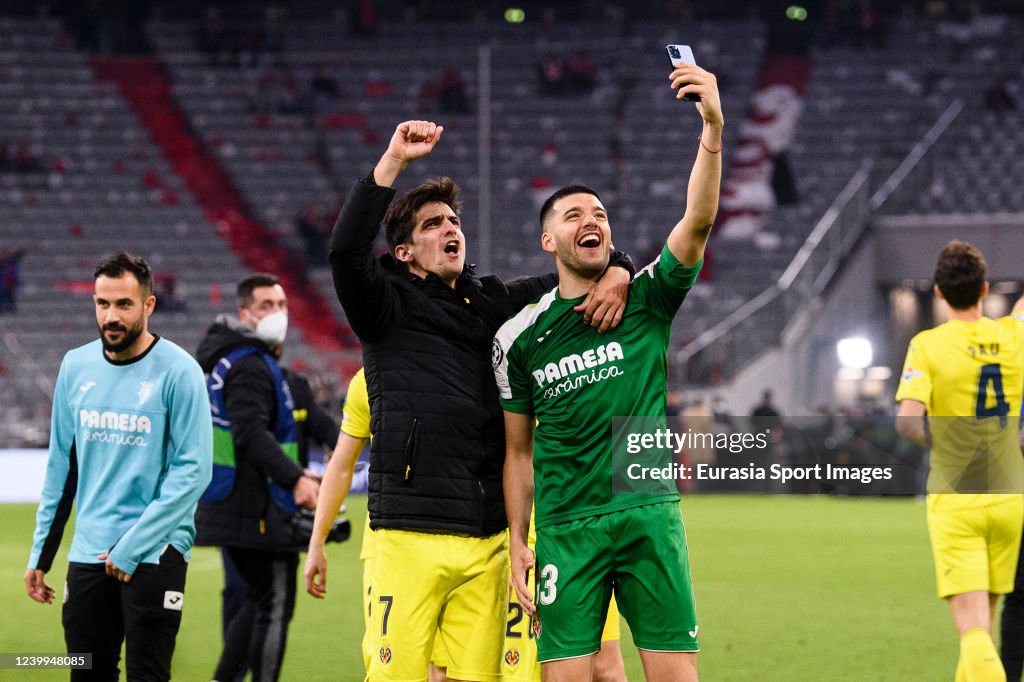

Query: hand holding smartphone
(666, 44), (701, 102)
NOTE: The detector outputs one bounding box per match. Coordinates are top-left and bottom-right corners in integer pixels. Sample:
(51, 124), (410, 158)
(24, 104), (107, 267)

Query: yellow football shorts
(926, 493), (1024, 598)
(361, 521), (449, 674)
(367, 528), (508, 682)
(502, 568), (622, 681)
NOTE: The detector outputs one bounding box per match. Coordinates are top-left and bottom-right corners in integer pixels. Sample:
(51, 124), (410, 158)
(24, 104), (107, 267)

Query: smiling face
(541, 192), (612, 279)
(94, 273), (155, 359)
(394, 200), (466, 287)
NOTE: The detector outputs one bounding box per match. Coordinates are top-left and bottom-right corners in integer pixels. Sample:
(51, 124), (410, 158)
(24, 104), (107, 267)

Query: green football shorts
(533, 501), (699, 662)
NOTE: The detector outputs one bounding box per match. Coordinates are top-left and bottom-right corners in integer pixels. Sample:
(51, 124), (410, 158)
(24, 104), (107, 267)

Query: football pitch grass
(1, 495), (962, 681)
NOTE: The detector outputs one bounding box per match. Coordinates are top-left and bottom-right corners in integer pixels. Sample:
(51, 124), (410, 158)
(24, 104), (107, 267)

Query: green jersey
(494, 244), (702, 528)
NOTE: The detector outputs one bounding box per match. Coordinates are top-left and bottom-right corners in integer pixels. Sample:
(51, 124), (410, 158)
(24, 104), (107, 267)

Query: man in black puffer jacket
(329, 120), (633, 682)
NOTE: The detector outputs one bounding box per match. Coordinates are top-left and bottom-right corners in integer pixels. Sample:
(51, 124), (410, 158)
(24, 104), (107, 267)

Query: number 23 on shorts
(537, 564), (557, 605)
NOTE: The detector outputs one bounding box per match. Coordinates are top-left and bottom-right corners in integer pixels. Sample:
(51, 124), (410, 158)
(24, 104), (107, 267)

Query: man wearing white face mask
(195, 273), (321, 682)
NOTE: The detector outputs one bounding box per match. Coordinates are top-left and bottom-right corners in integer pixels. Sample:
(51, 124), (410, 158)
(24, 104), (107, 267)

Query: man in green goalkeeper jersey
(493, 62), (722, 682)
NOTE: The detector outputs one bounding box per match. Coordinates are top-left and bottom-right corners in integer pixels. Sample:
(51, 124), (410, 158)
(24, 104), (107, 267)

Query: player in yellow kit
(896, 240), (1024, 682)
(305, 369), (626, 681)
(304, 369), (449, 678)
(502, 512), (627, 682)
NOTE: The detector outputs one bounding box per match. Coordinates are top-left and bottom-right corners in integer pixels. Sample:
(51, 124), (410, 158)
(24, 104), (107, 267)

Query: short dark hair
(383, 177), (461, 253)
(237, 273), (281, 308)
(934, 240), (986, 310)
(94, 252), (153, 295)
(539, 185), (603, 229)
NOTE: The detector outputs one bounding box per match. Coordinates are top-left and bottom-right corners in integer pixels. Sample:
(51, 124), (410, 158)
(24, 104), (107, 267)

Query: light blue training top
(28, 337), (213, 576)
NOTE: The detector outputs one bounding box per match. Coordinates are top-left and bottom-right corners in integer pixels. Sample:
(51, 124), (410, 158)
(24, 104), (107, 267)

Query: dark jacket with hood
(194, 315), (304, 550)
(329, 176), (633, 536)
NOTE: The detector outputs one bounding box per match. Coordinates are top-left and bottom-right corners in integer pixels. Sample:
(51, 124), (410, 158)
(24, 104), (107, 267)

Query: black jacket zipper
(403, 417), (421, 485)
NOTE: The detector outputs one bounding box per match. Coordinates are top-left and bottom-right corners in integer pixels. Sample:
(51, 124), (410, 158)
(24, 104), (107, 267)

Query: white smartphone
(665, 44), (700, 102)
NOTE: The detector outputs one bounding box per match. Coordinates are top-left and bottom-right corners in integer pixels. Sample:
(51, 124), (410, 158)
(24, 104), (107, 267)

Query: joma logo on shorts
(532, 342), (624, 387)
(79, 410), (152, 433)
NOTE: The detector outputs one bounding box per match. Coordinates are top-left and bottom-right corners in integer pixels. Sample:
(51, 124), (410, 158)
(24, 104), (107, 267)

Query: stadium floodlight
(786, 5), (808, 21)
(837, 337), (872, 369)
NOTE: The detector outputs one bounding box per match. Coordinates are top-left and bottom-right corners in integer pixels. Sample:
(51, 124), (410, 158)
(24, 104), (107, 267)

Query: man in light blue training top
(24, 251), (213, 681)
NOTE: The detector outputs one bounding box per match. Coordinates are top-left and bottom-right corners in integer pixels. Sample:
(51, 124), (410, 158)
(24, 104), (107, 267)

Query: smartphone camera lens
(669, 46), (680, 59)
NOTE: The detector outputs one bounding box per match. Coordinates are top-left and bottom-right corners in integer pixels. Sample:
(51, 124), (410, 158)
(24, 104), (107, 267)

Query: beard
(556, 239), (609, 279)
(98, 319), (144, 353)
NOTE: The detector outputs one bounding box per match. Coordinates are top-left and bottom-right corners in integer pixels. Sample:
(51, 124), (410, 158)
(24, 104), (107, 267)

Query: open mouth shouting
(443, 239), (461, 257)
(576, 231), (602, 252)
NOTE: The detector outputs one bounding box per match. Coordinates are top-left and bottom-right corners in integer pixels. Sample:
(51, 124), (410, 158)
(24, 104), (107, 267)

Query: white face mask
(255, 310), (288, 347)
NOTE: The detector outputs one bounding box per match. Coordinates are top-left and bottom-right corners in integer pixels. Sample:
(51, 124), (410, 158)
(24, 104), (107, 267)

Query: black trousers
(219, 548), (249, 682)
(1002, 529), (1024, 681)
(213, 547), (298, 682)
(63, 547), (188, 682)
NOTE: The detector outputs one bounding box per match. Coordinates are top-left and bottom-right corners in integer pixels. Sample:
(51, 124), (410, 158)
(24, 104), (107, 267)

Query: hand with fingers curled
(97, 552), (132, 583)
(374, 119), (446, 186)
(669, 64), (724, 129)
(574, 265), (630, 333)
(303, 543), (328, 599)
(24, 568), (56, 604)
(510, 541), (537, 616)
(385, 119), (445, 167)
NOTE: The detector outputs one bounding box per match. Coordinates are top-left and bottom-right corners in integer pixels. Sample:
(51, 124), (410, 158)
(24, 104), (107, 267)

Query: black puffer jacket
(330, 177), (633, 536)
(193, 316), (304, 550)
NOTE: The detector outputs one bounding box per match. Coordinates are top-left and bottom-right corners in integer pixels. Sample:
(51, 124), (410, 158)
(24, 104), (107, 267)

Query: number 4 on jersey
(976, 364), (1010, 428)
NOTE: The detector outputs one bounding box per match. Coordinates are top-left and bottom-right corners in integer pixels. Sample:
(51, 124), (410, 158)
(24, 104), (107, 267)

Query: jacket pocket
(402, 417), (421, 485)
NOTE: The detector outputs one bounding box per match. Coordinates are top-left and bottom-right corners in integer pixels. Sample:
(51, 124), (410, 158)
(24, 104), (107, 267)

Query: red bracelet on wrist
(698, 134), (722, 154)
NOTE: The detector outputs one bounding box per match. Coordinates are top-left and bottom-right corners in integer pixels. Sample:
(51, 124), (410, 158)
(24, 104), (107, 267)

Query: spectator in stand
(196, 6), (225, 62)
(772, 151), (799, 205)
(538, 52), (567, 96)
(0, 248), (26, 314)
(295, 199), (338, 266)
(252, 65), (306, 116)
(311, 66), (340, 114)
(680, 396), (716, 492)
(154, 273), (187, 313)
(985, 76), (1017, 113)
(438, 65), (470, 114)
(13, 142), (43, 174)
(752, 389), (783, 436)
(567, 51), (598, 94)
(350, 0), (377, 37)
(711, 395), (733, 430)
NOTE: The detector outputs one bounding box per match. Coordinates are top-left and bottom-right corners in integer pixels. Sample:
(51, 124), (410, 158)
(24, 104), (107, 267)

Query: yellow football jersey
(896, 314), (1024, 501)
(341, 368), (374, 562)
(341, 368), (371, 440)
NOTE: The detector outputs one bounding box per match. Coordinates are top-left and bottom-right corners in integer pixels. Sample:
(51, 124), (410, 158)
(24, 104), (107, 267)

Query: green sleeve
(629, 244), (703, 320)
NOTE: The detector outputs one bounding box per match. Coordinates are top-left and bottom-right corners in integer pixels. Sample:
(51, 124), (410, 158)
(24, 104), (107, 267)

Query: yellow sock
(956, 656), (967, 682)
(959, 627), (1005, 682)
